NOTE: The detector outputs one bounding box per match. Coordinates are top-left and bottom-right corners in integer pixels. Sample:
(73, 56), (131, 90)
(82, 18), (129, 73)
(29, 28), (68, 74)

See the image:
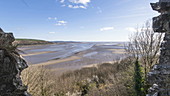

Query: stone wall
(148, 1), (170, 96)
(0, 28), (30, 96)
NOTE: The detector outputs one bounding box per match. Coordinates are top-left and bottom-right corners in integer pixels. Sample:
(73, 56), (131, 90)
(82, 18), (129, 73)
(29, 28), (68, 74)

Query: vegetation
(16, 38), (46, 41)
(134, 60), (143, 96)
(21, 58), (136, 96)
(14, 38), (52, 45)
(19, 20), (163, 96)
(126, 20), (163, 76)
(125, 20), (163, 95)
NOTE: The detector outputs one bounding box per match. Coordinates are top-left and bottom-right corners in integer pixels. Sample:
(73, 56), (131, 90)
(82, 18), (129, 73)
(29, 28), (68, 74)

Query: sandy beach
(19, 42), (126, 74)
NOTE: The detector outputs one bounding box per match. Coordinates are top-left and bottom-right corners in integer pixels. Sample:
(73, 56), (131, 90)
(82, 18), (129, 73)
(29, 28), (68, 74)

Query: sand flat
(32, 56), (81, 66)
(20, 42), (127, 75)
(107, 49), (126, 54)
(21, 51), (55, 56)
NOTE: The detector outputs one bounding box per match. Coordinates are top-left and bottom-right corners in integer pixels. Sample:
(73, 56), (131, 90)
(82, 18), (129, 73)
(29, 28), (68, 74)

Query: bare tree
(126, 20), (163, 78)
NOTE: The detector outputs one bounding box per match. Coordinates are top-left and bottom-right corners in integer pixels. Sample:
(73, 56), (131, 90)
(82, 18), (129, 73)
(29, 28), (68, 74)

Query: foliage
(14, 38), (50, 46)
(134, 60), (143, 96)
(21, 66), (56, 96)
(21, 58), (135, 96)
(16, 38), (46, 42)
(126, 20), (163, 75)
(125, 20), (163, 95)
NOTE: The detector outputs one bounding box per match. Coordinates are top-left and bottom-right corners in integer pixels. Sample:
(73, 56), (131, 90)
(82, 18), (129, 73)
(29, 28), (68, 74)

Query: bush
(21, 58), (135, 96)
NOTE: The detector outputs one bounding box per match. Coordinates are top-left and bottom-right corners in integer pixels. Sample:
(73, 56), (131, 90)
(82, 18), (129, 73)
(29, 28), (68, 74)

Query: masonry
(148, 0), (170, 96)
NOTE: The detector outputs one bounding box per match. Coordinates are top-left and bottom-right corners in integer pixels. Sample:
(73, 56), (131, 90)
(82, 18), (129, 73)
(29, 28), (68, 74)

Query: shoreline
(20, 42), (126, 75)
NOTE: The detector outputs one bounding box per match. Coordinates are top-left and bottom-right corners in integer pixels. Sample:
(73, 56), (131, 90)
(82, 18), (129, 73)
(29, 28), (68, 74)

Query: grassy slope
(22, 58), (135, 96)
(16, 39), (46, 41)
(14, 38), (52, 45)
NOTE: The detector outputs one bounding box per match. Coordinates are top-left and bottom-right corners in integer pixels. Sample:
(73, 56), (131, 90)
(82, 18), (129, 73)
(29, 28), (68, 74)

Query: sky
(0, 0), (159, 42)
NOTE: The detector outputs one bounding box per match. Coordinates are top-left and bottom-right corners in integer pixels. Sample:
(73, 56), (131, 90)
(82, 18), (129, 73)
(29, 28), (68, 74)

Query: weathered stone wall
(0, 28), (30, 96)
(148, 0), (170, 96)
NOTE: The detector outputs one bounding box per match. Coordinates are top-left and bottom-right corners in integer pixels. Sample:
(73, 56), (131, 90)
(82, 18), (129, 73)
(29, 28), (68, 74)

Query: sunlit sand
(32, 56), (81, 66)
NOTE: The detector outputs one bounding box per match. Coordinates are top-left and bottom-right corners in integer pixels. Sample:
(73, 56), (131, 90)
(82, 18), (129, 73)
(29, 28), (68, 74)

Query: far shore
(14, 38), (54, 46)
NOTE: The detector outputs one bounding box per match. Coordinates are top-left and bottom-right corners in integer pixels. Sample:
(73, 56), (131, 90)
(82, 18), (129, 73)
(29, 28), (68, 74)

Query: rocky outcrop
(0, 28), (30, 96)
(148, 0), (170, 96)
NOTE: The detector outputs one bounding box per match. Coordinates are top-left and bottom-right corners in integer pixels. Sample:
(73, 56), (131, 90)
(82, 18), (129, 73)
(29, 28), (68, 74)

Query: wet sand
(19, 42), (126, 75)
(32, 56), (81, 66)
(21, 51), (55, 56)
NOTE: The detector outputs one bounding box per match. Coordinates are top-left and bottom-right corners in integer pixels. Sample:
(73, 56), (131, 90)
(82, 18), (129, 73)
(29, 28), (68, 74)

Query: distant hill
(14, 39), (53, 45)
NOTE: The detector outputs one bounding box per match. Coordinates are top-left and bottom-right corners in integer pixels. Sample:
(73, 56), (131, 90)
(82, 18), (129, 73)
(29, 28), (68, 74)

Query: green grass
(16, 38), (46, 42)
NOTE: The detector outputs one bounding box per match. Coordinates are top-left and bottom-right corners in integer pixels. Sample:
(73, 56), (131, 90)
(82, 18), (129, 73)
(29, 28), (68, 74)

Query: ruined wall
(0, 28), (30, 96)
(148, 1), (170, 96)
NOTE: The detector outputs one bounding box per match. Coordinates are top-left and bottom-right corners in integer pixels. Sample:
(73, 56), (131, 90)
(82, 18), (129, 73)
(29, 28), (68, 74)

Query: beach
(19, 42), (126, 74)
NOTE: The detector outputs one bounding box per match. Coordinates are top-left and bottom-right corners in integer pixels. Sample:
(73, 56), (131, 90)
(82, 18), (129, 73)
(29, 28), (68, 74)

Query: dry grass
(21, 58), (135, 96)
(107, 49), (126, 54)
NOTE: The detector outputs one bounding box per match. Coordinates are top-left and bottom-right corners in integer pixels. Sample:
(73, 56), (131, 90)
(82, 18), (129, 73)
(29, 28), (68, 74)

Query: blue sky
(0, 0), (159, 41)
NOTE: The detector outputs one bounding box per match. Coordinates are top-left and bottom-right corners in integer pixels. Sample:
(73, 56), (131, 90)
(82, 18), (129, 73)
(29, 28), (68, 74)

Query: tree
(134, 59), (143, 96)
(125, 20), (163, 95)
(126, 20), (163, 78)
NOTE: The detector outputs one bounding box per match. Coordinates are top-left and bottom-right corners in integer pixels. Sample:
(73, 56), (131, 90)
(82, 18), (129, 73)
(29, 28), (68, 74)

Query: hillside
(21, 58), (134, 96)
(13, 39), (53, 45)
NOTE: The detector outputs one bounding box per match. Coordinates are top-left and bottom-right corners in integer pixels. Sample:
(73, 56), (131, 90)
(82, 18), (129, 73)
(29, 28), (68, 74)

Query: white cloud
(125, 27), (136, 32)
(58, 21), (67, 23)
(48, 17), (52, 20)
(69, 0), (90, 5)
(79, 5), (86, 9)
(59, 0), (90, 9)
(100, 27), (114, 31)
(48, 17), (57, 20)
(55, 20), (67, 26)
(60, 0), (65, 3)
(68, 5), (75, 8)
(68, 5), (86, 9)
(49, 32), (56, 34)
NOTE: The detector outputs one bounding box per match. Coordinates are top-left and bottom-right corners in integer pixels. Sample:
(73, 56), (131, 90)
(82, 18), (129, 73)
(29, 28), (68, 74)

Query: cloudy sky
(0, 0), (159, 41)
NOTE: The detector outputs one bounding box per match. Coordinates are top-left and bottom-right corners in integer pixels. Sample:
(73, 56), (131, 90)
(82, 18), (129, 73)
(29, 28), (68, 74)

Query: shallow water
(19, 42), (126, 71)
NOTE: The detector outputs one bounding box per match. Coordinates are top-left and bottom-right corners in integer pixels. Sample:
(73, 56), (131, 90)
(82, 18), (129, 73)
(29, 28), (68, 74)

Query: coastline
(19, 42), (126, 75)
(14, 39), (54, 46)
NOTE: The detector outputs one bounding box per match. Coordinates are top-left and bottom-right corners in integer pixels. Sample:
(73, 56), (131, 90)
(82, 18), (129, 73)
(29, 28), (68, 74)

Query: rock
(0, 29), (30, 96)
(160, 0), (170, 2)
(148, 0), (170, 95)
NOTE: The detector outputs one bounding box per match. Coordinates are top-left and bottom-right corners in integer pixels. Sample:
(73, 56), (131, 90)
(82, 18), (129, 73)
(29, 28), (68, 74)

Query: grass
(14, 38), (51, 45)
(16, 38), (46, 42)
(21, 57), (135, 96)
